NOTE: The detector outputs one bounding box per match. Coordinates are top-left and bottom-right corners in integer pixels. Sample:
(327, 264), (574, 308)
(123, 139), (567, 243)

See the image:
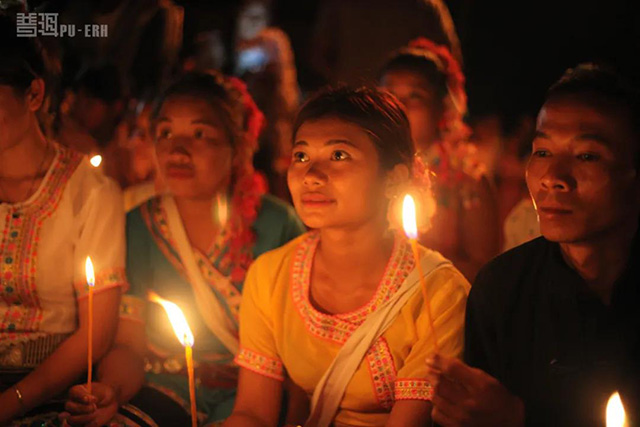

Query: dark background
(26, 0), (640, 124)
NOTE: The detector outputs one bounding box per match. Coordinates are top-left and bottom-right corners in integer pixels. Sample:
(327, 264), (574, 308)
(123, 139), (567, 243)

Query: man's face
(526, 95), (640, 243)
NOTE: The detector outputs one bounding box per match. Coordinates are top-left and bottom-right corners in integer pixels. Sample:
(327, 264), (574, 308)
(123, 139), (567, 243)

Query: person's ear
(26, 78), (46, 111)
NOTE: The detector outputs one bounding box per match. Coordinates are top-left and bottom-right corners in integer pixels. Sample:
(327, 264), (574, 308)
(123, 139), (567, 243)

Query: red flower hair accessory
(406, 37), (467, 116)
(401, 38), (472, 153)
(214, 75), (268, 283)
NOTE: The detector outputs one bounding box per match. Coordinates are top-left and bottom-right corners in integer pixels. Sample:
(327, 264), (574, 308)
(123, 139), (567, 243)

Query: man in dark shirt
(426, 64), (640, 426)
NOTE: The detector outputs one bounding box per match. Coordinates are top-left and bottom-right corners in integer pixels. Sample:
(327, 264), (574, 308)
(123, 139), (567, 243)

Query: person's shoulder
(486, 236), (549, 271)
(431, 263), (471, 292)
(472, 236), (550, 298)
(63, 145), (121, 198)
(418, 247), (471, 301)
(124, 181), (156, 212)
(246, 232), (312, 296)
(126, 196), (158, 231)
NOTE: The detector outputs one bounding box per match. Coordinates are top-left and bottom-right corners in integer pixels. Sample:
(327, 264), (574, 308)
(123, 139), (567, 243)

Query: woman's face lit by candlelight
(381, 69), (443, 153)
(288, 117), (389, 230)
(153, 95), (234, 200)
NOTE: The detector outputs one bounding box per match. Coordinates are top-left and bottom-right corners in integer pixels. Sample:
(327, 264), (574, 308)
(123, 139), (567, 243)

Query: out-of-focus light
(90, 155), (102, 167)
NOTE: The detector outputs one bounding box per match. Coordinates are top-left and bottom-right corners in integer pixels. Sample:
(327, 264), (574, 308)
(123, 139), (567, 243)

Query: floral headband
(398, 37), (467, 116)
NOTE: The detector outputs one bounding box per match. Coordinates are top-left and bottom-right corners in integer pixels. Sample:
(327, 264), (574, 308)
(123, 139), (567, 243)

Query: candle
(149, 291), (197, 427)
(402, 194), (440, 353)
(606, 392), (627, 427)
(215, 193), (229, 227)
(85, 257), (95, 394)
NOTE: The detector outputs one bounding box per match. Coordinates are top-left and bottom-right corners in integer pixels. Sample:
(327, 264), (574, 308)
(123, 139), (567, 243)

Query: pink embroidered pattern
(235, 347), (284, 381)
(366, 337), (397, 409)
(290, 231), (415, 408)
(119, 294), (146, 322)
(290, 232), (415, 343)
(394, 379), (433, 401)
(0, 145), (82, 335)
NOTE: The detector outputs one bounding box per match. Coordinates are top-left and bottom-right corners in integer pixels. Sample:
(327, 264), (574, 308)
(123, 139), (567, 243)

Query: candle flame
(607, 392), (627, 427)
(85, 257), (95, 288)
(148, 291), (194, 347)
(89, 155), (102, 167)
(215, 193), (228, 227)
(402, 194), (418, 240)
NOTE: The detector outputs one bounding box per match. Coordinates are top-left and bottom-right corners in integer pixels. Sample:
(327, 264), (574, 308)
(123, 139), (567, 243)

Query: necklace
(0, 142), (51, 205)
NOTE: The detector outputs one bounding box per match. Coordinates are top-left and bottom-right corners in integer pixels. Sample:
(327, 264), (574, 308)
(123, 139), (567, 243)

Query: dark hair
(293, 85), (414, 171)
(547, 63), (640, 168)
(0, 13), (47, 94)
(74, 64), (126, 104)
(152, 71), (246, 149)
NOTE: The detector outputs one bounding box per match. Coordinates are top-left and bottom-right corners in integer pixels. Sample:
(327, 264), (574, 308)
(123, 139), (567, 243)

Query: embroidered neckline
(141, 197), (246, 323)
(0, 143), (71, 211)
(290, 231), (415, 344)
(0, 143), (82, 348)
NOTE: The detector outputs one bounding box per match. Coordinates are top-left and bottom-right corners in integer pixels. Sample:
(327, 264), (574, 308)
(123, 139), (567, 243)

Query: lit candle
(215, 193), (228, 227)
(85, 257), (95, 394)
(606, 392), (627, 427)
(149, 291), (197, 427)
(89, 155), (102, 168)
(402, 194), (440, 353)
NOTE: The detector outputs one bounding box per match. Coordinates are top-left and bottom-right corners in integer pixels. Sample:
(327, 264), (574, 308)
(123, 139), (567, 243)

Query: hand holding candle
(85, 256), (95, 395)
(149, 291), (198, 427)
(402, 194), (440, 353)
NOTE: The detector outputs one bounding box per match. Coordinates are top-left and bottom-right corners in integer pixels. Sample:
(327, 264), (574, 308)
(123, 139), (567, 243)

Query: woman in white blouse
(0, 14), (126, 424)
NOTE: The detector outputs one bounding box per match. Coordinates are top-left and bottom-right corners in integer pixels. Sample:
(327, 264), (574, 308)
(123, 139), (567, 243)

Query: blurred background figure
(123, 99), (155, 186)
(470, 113), (540, 250)
(57, 63), (131, 187)
(120, 98), (159, 211)
(312, 0), (462, 86)
(47, 0), (183, 100)
(234, 0), (300, 200)
(495, 116), (540, 251)
(183, 29), (227, 72)
(380, 38), (499, 281)
(58, 64), (126, 152)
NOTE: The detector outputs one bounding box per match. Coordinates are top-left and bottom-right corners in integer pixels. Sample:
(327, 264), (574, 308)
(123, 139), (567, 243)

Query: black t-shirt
(464, 235), (640, 426)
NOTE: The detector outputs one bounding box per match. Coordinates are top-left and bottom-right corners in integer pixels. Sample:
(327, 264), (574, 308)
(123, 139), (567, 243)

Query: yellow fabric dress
(236, 231), (470, 426)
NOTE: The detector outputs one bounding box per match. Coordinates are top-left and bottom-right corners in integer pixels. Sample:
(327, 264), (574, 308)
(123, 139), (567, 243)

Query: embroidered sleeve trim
(234, 347), (284, 381)
(75, 268), (128, 298)
(119, 294), (146, 322)
(394, 378), (433, 401)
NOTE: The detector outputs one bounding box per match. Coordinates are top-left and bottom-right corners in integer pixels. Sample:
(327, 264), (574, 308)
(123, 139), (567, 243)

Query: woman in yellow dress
(225, 86), (470, 426)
